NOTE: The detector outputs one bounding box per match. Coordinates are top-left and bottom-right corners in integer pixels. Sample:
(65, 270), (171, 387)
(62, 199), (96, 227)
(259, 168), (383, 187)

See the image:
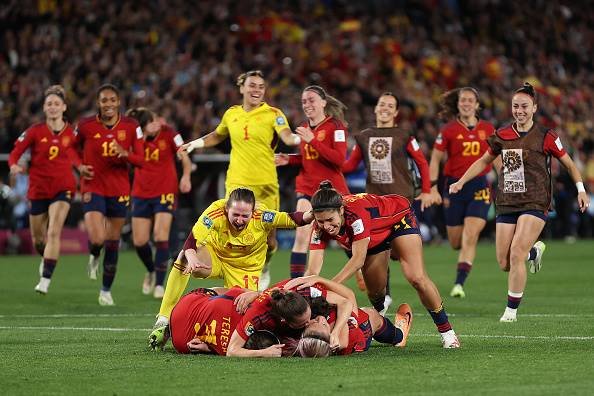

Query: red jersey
(328, 308), (372, 355)
(235, 279), (328, 341)
(433, 119), (495, 179)
(487, 125), (566, 159)
(75, 115), (143, 196)
(132, 125), (184, 198)
(310, 193), (412, 252)
(170, 287), (245, 355)
(288, 117), (350, 196)
(9, 122), (78, 200)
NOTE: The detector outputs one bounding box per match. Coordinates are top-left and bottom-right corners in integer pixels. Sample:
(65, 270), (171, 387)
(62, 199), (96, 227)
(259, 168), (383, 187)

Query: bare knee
(405, 273), (426, 291)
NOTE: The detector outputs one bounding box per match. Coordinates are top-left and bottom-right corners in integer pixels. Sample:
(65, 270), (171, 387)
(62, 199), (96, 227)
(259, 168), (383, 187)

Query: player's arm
(325, 291), (354, 351)
(429, 147), (445, 205)
(8, 129), (34, 174)
(278, 127), (302, 146)
(449, 151), (496, 194)
(226, 330), (284, 357)
(265, 210), (314, 229)
(173, 133), (192, 193)
(114, 126), (145, 167)
(308, 128), (347, 167)
(342, 144), (362, 174)
(332, 238), (369, 284)
(407, 136), (433, 210)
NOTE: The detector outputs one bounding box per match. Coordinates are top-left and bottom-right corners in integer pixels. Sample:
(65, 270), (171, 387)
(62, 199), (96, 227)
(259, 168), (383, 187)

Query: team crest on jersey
(202, 216), (213, 229)
(262, 211), (276, 223)
(244, 322), (255, 337)
(117, 130), (126, 141)
(243, 232), (255, 244)
(275, 116), (285, 126)
(316, 130), (326, 141)
(478, 130), (486, 140)
(61, 136), (71, 146)
(158, 140), (167, 150)
(370, 138), (390, 160)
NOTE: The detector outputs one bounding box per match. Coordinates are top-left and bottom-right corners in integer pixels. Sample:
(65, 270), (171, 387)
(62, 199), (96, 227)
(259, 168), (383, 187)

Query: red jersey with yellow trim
(310, 193), (412, 251)
(234, 279), (328, 341)
(9, 122), (78, 200)
(75, 115), (143, 196)
(328, 308), (372, 355)
(288, 117), (350, 196)
(433, 119), (495, 178)
(170, 287), (244, 355)
(132, 124), (184, 198)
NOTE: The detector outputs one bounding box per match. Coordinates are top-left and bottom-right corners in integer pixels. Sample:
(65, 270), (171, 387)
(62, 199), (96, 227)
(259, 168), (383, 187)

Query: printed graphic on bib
(502, 149), (526, 193)
(368, 137), (393, 184)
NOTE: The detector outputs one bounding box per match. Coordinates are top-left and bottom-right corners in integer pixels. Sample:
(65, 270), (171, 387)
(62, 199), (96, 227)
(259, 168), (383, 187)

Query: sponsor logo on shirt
(334, 129), (346, 142)
(202, 216), (213, 228)
(370, 138), (390, 160)
(40, 137), (48, 143)
(456, 134), (464, 140)
(351, 219), (364, 235)
(275, 116), (285, 126)
(262, 211), (276, 223)
(93, 133), (101, 139)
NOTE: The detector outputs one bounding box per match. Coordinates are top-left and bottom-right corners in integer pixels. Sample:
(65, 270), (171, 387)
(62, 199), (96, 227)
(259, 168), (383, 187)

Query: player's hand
(78, 164), (94, 179)
(295, 126), (314, 143)
(302, 210), (314, 224)
(259, 344), (285, 358)
(180, 138), (205, 154)
(578, 191), (590, 213)
(275, 154), (289, 166)
(182, 252), (210, 275)
(329, 332), (341, 353)
(233, 291), (259, 314)
(187, 338), (210, 353)
(179, 175), (191, 193)
(283, 275), (319, 291)
(414, 192), (433, 212)
(9, 164), (24, 175)
(111, 140), (128, 158)
(449, 181), (463, 195)
(430, 188), (442, 205)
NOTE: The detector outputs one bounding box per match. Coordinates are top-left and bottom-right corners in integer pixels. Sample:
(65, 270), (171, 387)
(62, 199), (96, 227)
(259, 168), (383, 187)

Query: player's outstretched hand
(449, 181), (464, 195)
(275, 153), (289, 166)
(234, 291), (260, 314)
(9, 164), (24, 175)
(284, 275), (319, 291)
(260, 344), (285, 358)
(578, 191), (590, 213)
(414, 192), (433, 212)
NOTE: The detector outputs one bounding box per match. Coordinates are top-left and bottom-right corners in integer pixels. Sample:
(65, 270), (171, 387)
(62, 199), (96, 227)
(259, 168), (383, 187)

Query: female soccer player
(429, 87), (497, 299)
(449, 83), (589, 322)
(275, 85), (350, 280)
(8, 85), (78, 294)
(306, 181), (460, 348)
(181, 70), (300, 289)
(124, 108), (191, 299)
(75, 84), (144, 306)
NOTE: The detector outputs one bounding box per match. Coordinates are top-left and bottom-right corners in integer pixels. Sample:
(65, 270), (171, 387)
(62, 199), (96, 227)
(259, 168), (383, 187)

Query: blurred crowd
(1, 0), (593, 240)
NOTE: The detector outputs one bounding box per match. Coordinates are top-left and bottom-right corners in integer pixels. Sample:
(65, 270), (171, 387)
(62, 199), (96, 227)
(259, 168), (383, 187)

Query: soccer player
(75, 84), (144, 306)
(342, 92), (433, 313)
(181, 70), (300, 290)
(429, 87), (497, 298)
(151, 187), (314, 332)
(8, 85), (78, 294)
(449, 82), (589, 322)
(275, 85), (350, 280)
(125, 108), (191, 299)
(306, 181), (460, 348)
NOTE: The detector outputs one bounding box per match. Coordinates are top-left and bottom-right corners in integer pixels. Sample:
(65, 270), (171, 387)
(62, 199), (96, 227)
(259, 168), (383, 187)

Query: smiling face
(314, 208), (344, 236)
(457, 89), (479, 119)
(97, 89), (120, 122)
(304, 315), (331, 336)
(226, 200), (254, 232)
(240, 75), (265, 110)
(301, 90), (326, 122)
(374, 94), (398, 126)
(287, 305), (313, 329)
(43, 94), (66, 121)
(511, 93), (537, 126)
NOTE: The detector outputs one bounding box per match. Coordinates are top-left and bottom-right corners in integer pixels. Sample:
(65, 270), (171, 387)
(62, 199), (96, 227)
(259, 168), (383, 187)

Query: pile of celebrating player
(9, 72), (590, 356)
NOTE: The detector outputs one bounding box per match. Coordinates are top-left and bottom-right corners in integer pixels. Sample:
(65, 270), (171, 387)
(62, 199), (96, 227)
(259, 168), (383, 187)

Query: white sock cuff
(508, 290), (523, 298)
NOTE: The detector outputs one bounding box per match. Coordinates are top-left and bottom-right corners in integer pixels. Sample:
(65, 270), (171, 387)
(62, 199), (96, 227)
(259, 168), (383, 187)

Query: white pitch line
(0, 326), (593, 341)
(0, 313), (154, 318)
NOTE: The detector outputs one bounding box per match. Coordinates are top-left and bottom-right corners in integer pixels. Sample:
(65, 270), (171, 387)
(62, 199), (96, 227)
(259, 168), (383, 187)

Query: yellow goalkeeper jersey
(215, 102), (290, 186)
(192, 199), (299, 271)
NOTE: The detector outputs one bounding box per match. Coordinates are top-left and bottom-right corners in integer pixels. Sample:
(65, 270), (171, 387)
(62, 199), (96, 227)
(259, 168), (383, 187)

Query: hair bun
(319, 180), (333, 190)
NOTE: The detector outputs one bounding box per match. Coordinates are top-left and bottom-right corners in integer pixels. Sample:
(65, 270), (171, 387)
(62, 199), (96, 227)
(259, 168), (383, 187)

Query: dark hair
(309, 296), (332, 318)
(270, 290), (309, 325)
(96, 83), (120, 100)
(237, 70), (265, 87)
(126, 107), (155, 129)
(226, 188), (256, 210)
(515, 82), (537, 103)
(438, 87), (480, 120)
(44, 85), (66, 103)
(303, 85), (348, 125)
(379, 92), (399, 110)
(245, 330), (280, 350)
(311, 181), (343, 212)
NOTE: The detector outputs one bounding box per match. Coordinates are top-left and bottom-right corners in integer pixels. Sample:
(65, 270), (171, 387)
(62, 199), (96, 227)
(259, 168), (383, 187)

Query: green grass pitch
(1, 240), (593, 395)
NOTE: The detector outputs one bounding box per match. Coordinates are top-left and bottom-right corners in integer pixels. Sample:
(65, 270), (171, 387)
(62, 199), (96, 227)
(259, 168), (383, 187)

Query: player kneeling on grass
(150, 187), (314, 333)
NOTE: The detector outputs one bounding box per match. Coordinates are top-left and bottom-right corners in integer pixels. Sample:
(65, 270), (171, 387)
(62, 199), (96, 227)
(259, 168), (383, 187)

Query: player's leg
(363, 305), (412, 347)
(451, 216), (486, 298)
(34, 200), (70, 294)
(83, 193), (107, 280)
(360, 250), (389, 313)
(393, 233), (459, 348)
(152, 211), (173, 298)
(289, 197), (312, 280)
(132, 197), (155, 295)
(29, 205), (49, 258)
(97, 215), (125, 306)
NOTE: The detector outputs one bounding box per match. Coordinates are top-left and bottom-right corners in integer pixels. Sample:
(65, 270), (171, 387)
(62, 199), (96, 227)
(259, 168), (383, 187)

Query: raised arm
(331, 238), (369, 284)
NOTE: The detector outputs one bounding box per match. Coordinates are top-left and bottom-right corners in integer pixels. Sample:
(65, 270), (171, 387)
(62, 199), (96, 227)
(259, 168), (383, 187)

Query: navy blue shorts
(30, 191), (73, 215)
(83, 192), (129, 218)
(443, 176), (491, 226)
(132, 194), (176, 218)
(496, 210), (547, 224)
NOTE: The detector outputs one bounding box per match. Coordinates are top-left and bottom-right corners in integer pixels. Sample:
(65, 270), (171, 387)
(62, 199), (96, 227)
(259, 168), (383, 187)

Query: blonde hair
(294, 329), (331, 358)
(236, 70), (265, 87)
(44, 85), (66, 102)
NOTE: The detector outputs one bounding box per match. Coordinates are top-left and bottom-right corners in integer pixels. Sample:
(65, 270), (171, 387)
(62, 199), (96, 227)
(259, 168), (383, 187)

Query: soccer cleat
(153, 285), (165, 299)
(355, 269), (367, 292)
(259, 264), (271, 292)
(34, 277), (51, 295)
(149, 324), (171, 351)
(450, 284), (466, 298)
(98, 290), (115, 306)
(528, 241), (546, 274)
(88, 255), (100, 280)
(499, 308), (518, 322)
(441, 330), (461, 348)
(142, 272), (156, 295)
(379, 294), (393, 317)
(394, 303), (413, 347)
